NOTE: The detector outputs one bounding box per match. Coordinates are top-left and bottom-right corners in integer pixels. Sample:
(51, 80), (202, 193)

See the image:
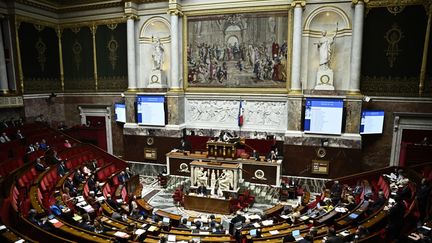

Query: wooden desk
(184, 194), (232, 215)
(264, 204), (284, 218)
(206, 141), (237, 159)
(166, 152), (281, 186)
(154, 210), (182, 226)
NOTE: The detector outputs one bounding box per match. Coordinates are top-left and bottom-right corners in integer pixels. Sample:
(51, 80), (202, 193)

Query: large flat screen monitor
(114, 103), (126, 123)
(304, 98), (344, 135)
(136, 95), (166, 126)
(360, 110), (384, 134)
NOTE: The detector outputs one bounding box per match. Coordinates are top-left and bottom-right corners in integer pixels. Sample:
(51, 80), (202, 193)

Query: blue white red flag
(238, 100), (244, 127)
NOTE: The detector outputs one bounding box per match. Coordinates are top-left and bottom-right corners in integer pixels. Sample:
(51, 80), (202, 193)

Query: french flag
(238, 100), (244, 127)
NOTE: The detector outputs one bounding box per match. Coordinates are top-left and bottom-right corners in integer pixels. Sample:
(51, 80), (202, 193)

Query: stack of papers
(114, 231), (129, 238)
(269, 230), (280, 235)
(253, 222), (261, 228)
(0, 225), (6, 231)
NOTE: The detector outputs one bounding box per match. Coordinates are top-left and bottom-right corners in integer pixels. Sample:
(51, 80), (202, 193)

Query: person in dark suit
(178, 138), (191, 151)
(57, 161), (67, 177)
(324, 227), (343, 243)
(106, 194), (120, 210)
(250, 150), (259, 161)
(35, 158), (46, 172)
(118, 171), (127, 184)
(267, 150), (277, 161)
(197, 185), (208, 195)
(64, 177), (77, 196)
(386, 195), (405, 241)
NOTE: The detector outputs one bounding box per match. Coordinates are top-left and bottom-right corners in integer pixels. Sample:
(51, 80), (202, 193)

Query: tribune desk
(184, 194), (232, 215)
(166, 152), (281, 186)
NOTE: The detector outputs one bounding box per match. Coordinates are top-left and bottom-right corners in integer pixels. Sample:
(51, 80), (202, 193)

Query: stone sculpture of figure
(152, 37), (164, 70)
(196, 168), (208, 187)
(315, 25), (338, 69)
(218, 169), (232, 191)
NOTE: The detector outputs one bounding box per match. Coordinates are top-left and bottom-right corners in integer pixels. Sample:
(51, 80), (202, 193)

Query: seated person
(64, 177), (77, 196)
(63, 139), (72, 148)
(106, 194), (120, 210)
(73, 169), (85, 185)
(178, 138), (191, 151)
(197, 185), (208, 196)
(250, 150), (259, 161)
(0, 132), (11, 143)
(267, 150), (277, 162)
(39, 139), (48, 150)
(57, 161), (68, 177)
(50, 200), (65, 216)
(35, 157), (46, 172)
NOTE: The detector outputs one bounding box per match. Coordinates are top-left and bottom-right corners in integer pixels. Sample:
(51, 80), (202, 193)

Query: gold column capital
(352, 0), (369, 5)
(90, 25), (97, 36)
(55, 27), (63, 38)
(125, 14), (138, 20)
(291, 1), (306, 8)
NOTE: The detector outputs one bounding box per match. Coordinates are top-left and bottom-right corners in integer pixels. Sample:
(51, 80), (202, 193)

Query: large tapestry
(186, 12), (288, 88)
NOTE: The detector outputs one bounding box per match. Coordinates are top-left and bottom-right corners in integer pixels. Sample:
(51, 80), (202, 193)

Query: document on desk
(0, 225), (6, 231)
(14, 240), (25, 243)
(168, 235), (176, 242)
(253, 222), (261, 228)
(269, 230), (280, 235)
(114, 231), (129, 238)
(135, 229), (145, 236)
(199, 231), (210, 235)
(261, 220), (273, 226)
(148, 226), (157, 232)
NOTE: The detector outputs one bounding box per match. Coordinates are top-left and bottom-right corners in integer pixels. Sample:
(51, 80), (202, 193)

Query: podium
(206, 141), (237, 159)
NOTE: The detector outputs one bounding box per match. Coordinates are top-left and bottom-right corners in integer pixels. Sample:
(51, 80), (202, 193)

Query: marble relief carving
(186, 99), (287, 130)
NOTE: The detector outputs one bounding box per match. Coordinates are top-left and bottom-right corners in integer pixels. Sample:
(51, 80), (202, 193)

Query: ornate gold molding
(365, 0), (429, 9)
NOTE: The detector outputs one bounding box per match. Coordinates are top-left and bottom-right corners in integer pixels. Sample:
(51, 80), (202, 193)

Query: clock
(146, 137), (154, 146)
(320, 74), (330, 84)
(151, 75), (159, 83)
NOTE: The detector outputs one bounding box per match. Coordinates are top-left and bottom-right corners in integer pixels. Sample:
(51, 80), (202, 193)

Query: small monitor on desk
(348, 213), (358, 219)
(250, 229), (257, 237)
(292, 229), (300, 237)
(162, 217), (170, 224)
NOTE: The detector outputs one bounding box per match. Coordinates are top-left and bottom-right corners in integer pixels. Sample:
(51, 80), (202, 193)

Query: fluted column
(168, 3), (182, 90)
(290, 1), (305, 94)
(349, 0), (366, 94)
(127, 16), (137, 90)
(0, 17), (8, 93)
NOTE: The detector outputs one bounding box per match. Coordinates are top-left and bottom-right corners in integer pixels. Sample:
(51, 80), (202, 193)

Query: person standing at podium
(251, 150), (259, 161)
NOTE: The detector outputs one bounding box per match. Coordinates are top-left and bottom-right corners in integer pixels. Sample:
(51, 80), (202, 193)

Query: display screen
(360, 110), (384, 134)
(114, 103), (126, 123)
(136, 95), (166, 126)
(304, 98), (344, 135)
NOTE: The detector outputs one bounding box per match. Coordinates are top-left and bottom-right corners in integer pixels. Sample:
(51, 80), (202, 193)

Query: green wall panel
(96, 23), (127, 91)
(63, 27), (95, 91)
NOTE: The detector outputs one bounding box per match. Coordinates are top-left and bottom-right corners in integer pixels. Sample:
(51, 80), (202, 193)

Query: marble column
(0, 18), (8, 93)
(349, 0), (365, 94)
(127, 16), (137, 90)
(170, 11), (180, 90)
(290, 1), (305, 94)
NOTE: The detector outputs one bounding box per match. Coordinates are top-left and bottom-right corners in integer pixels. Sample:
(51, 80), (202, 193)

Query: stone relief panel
(186, 99), (287, 132)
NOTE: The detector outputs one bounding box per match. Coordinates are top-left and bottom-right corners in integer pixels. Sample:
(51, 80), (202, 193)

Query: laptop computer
(292, 229), (303, 241)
